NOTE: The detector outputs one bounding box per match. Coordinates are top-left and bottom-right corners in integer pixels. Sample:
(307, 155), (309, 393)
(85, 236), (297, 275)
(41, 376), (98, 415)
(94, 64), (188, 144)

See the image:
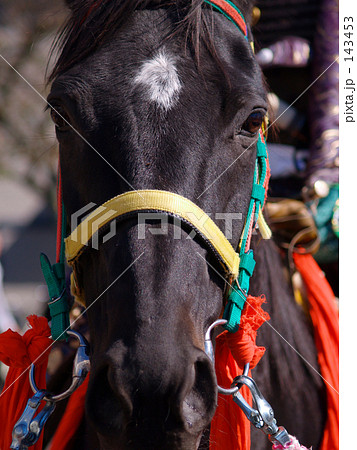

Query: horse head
(48, 1), (267, 448)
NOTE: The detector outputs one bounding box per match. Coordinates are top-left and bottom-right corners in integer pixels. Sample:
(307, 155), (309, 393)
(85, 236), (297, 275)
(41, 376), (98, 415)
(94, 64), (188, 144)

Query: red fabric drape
(293, 253), (339, 450)
(50, 375), (89, 450)
(210, 295), (270, 450)
(0, 315), (52, 450)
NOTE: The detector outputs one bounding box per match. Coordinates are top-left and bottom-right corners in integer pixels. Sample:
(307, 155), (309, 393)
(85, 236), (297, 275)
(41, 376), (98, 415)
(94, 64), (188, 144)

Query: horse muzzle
(85, 342), (217, 450)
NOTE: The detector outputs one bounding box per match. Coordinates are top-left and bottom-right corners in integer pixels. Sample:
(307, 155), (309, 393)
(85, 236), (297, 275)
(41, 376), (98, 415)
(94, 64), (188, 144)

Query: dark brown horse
(43, 1), (326, 448)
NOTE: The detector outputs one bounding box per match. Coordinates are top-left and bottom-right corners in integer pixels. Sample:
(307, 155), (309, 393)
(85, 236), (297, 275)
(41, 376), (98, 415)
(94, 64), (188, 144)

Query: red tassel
(293, 253), (339, 450)
(225, 295), (270, 370)
(210, 296), (270, 450)
(0, 315), (52, 449)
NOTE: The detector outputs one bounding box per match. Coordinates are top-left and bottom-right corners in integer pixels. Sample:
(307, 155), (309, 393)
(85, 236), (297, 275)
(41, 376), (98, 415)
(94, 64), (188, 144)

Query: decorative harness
(39, 0), (270, 342)
(11, 2), (295, 448)
(43, 134), (271, 339)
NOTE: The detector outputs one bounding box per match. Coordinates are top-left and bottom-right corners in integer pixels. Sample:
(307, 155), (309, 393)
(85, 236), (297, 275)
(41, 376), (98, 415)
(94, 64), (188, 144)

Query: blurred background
(0, 0), (68, 331)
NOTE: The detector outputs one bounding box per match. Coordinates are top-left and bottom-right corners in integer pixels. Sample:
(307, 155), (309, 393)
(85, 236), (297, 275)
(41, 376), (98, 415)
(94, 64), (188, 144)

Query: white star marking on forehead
(134, 49), (182, 111)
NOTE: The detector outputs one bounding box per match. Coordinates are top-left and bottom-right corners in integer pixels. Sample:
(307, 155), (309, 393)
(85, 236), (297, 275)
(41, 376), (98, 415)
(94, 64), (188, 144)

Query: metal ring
(30, 329), (90, 403)
(204, 319), (250, 395)
(218, 363), (250, 395)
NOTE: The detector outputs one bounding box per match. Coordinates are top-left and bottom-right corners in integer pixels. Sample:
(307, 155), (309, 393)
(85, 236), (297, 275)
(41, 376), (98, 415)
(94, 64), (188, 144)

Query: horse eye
(241, 110), (265, 136)
(50, 106), (70, 130)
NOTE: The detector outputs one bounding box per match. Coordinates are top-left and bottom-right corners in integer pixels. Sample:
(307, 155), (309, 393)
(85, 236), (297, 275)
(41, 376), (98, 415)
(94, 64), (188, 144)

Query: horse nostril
(182, 355), (217, 432)
(86, 365), (132, 435)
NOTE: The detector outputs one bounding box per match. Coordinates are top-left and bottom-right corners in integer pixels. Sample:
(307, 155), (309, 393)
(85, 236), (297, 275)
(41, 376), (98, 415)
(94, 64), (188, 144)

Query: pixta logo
(70, 203), (118, 250)
(137, 212), (243, 240)
(71, 203), (244, 249)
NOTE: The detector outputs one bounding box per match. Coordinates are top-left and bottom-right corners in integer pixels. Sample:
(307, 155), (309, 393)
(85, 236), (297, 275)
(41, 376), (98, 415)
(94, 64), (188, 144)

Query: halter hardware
(11, 391), (56, 450)
(204, 318), (250, 395)
(231, 375), (291, 447)
(10, 330), (90, 450)
(29, 330), (90, 403)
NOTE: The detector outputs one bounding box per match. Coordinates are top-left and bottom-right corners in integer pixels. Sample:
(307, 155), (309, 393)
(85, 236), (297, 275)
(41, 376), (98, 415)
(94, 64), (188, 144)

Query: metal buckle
(11, 390), (55, 450)
(11, 330), (90, 449)
(205, 319), (292, 448)
(231, 375), (291, 447)
(29, 330), (90, 403)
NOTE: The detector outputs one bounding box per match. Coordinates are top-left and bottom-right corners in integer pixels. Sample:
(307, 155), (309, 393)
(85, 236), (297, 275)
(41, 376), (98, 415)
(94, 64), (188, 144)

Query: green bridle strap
(200, 1), (271, 333)
(41, 202), (69, 341)
(223, 133), (270, 332)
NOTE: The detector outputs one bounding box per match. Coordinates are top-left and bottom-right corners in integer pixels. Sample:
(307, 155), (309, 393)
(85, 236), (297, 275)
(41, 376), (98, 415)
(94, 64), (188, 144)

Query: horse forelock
(48, 0), (254, 83)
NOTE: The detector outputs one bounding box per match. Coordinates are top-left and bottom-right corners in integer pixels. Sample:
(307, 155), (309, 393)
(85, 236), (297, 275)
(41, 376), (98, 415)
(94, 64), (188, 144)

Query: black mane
(48, 0), (252, 81)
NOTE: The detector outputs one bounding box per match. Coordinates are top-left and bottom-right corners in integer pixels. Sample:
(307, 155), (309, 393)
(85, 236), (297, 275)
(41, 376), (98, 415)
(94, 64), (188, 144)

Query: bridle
(41, 0), (271, 339)
(40, 0), (272, 342)
(65, 130), (271, 325)
(11, 2), (294, 448)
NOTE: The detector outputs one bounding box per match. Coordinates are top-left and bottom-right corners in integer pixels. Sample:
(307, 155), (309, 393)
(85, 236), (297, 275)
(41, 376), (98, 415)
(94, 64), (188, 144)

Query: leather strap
(65, 190), (240, 280)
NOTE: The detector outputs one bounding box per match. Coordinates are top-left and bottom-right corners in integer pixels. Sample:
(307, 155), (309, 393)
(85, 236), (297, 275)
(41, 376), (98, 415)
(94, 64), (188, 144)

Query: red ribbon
(210, 295), (270, 450)
(293, 253), (339, 450)
(0, 315), (52, 449)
